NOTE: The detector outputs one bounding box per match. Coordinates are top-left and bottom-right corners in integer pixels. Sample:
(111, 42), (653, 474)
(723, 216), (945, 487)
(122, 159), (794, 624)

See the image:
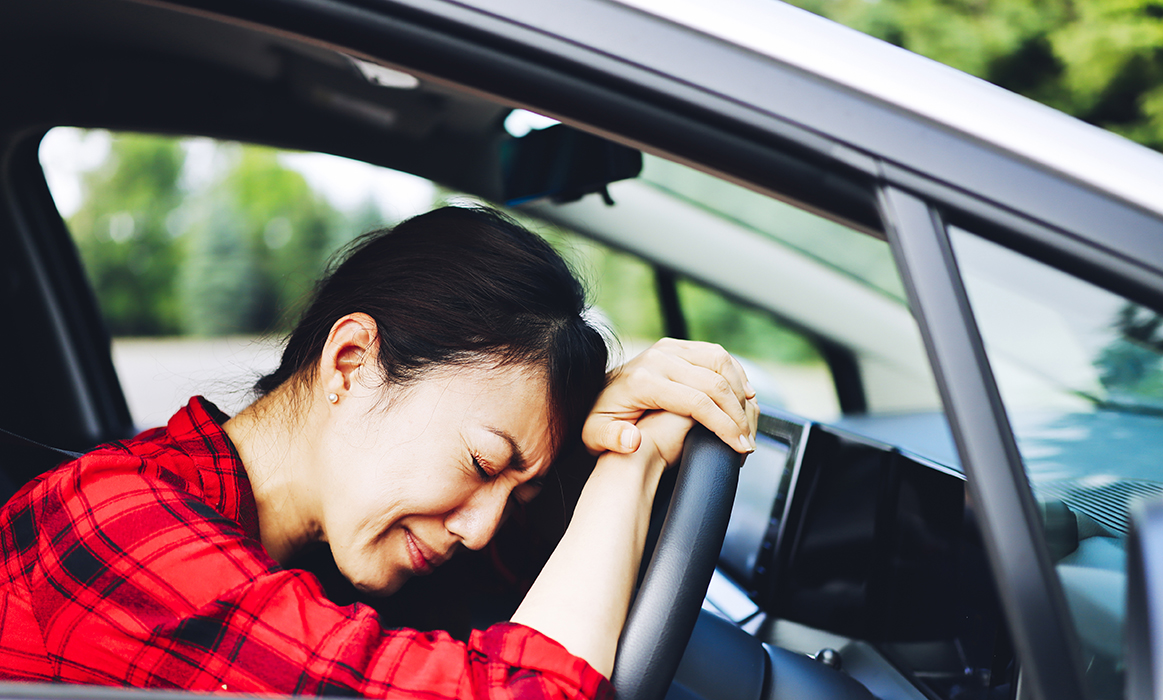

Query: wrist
(593, 445), (667, 487)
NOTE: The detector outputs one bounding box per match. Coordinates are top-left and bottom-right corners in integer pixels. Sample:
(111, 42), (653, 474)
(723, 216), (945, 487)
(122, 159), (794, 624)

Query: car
(2, 1), (1163, 699)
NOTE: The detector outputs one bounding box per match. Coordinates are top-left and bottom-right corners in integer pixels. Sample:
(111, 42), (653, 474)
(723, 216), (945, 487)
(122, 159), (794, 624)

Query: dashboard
(696, 410), (1015, 700)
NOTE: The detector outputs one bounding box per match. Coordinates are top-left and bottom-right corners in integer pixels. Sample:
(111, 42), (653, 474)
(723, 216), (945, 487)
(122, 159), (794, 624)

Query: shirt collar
(162, 396), (260, 540)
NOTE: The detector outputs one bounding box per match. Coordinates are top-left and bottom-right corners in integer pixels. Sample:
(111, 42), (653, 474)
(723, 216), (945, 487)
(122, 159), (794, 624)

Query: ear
(318, 312), (380, 400)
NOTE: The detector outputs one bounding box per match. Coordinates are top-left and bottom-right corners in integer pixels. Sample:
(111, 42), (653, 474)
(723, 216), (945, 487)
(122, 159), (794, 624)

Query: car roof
(616, 0), (1163, 222)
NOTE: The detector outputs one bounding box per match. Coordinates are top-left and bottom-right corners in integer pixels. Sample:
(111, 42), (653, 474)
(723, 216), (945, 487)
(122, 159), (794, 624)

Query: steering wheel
(610, 424), (742, 700)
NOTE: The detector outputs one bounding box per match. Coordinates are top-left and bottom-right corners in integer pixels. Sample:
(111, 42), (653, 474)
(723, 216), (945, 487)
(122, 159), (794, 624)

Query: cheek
(336, 462), (477, 534)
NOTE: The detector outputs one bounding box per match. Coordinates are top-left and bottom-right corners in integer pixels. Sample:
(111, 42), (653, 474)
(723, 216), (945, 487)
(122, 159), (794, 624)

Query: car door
(5, 1), (1163, 700)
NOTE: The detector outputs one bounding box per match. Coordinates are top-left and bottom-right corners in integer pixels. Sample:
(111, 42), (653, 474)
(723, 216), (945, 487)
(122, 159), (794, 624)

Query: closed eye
(471, 453), (495, 481)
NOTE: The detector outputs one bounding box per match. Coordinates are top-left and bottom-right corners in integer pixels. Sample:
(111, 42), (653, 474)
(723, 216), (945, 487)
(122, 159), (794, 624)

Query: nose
(445, 485), (510, 551)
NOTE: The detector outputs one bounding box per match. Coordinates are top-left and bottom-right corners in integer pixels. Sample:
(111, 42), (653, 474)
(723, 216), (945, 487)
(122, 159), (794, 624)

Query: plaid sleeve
(18, 455), (612, 699)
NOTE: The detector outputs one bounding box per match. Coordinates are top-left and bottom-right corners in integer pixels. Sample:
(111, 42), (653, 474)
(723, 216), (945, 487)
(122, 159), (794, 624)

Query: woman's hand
(627, 409), (697, 475)
(582, 338), (759, 456)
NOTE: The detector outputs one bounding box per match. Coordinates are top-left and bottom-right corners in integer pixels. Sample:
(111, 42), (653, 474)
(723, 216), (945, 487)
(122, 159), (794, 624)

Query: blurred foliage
(529, 216), (821, 365)
(63, 131), (823, 368)
(177, 146), (335, 335)
(788, 0), (1163, 150)
(68, 134), (380, 337)
(679, 278), (820, 365)
(534, 225), (663, 346)
(1095, 303), (1163, 403)
(69, 135), (186, 335)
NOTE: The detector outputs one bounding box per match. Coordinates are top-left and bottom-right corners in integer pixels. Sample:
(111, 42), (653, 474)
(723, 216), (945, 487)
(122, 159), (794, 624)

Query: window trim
(4, 129), (134, 447)
(880, 185), (1090, 700)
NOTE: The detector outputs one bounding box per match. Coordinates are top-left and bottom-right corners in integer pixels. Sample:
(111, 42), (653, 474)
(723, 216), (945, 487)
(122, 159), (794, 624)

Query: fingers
(583, 338), (759, 456)
(743, 394), (760, 464)
(594, 364), (751, 454)
(661, 360), (752, 445)
(635, 410), (697, 466)
(652, 338), (754, 402)
(746, 395), (760, 437)
(638, 341), (754, 453)
(582, 416), (643, 455)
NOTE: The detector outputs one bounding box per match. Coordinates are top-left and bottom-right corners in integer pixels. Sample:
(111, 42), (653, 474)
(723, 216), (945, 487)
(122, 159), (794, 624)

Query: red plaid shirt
(0, 397), (611, 698)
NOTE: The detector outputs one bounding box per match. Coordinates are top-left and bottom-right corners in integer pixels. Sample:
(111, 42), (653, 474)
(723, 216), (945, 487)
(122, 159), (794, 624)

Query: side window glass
(538, 224), (837, 418)
(677, 277), (837, 418)
(41, 128), (843, 429)
(950, 226), (1163, 700)
(637, 154), (931, 416)
(40, 128), (436, 427)
(534, 225), (664, 356)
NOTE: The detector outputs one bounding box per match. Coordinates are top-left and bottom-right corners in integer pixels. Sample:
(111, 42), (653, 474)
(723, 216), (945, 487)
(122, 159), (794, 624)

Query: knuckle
(627, 366), (651, 384)
(692, 392), (718, 414)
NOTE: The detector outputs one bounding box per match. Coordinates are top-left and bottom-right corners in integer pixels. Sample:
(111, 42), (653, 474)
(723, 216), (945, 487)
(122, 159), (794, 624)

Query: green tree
(69, 134), (185, 335)
(679, 279), (819, 365)
(178, 145), (342, 335)
(66, 133), (366, 338)
(177, 197), (262, 336)
(1095, 303), (1163, 402)
(789, 0), (1163, 150)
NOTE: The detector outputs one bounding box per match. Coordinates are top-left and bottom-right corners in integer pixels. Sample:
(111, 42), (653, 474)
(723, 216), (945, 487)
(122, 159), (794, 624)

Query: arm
(512, 340), (759, 677)
(18, 457), (609, 700)
(510, 411), (693, 677)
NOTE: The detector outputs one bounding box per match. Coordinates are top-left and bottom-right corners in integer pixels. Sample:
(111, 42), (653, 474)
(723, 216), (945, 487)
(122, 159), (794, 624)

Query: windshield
(950, 227), (1163, 699)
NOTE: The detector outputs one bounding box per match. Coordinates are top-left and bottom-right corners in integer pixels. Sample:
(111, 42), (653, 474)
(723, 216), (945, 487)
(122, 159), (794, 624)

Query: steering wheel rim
(610, 424), (742, 700)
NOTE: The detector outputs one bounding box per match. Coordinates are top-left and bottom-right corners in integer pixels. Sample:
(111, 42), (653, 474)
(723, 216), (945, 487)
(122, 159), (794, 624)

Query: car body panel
(616, 0), (1163, 224)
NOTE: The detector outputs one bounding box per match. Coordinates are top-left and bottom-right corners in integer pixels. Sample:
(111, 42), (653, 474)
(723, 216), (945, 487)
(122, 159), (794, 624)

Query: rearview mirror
(501, 124), (642, 206)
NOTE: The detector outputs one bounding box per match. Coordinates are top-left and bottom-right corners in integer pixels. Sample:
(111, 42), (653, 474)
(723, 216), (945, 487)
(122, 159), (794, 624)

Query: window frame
(1, 131), (135, 449)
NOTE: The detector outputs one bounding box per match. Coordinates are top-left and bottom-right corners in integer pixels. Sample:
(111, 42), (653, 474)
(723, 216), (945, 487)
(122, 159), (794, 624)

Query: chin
(351, 576), (406, 597)
(335, 553), (406, 597)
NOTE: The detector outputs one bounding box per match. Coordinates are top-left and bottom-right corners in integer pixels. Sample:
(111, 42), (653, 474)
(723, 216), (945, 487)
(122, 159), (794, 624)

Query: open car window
(39, 129), (437, 427)
(39, 128), (838, 430)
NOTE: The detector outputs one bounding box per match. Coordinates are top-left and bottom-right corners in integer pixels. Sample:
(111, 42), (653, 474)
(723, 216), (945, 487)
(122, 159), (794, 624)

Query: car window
(949, 226), (1163, 700)
(40, 128), (438, 428)
(677, 276), (837, 417)
(40, 128), (837, 428)
(628, 153), (930, 417)
(533, 222), (664, 356)
(640, 155), (905, 303)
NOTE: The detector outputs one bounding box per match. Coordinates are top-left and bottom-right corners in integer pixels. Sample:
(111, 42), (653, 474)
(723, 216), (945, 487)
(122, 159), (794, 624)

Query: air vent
(1038, 479), (1163, 535)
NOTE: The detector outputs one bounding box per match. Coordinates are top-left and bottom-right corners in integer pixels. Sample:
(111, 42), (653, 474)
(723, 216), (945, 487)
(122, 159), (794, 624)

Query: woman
(0, 207), (758, 697)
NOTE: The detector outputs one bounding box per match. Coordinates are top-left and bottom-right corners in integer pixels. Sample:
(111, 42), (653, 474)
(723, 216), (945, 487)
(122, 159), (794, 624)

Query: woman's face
(317, 362), (555, 595)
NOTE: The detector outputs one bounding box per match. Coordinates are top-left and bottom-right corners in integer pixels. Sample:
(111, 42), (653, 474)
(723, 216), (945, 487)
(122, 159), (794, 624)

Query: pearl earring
(327, 393), (338, 404)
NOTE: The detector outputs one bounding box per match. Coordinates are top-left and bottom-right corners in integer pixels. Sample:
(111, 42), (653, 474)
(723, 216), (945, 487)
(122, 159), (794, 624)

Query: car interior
(7, 1), (1142, 699)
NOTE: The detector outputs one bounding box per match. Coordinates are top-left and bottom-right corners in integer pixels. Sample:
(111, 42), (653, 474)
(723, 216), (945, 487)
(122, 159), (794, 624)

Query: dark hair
(256, 205), (608, 451)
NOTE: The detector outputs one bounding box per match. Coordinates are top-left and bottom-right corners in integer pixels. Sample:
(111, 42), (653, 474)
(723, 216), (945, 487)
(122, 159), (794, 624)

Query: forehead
(419, 362), (557, 467)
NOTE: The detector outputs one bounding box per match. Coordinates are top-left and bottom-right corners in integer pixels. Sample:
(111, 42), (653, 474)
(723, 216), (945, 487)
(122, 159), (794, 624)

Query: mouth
(404, 530), (445, 575)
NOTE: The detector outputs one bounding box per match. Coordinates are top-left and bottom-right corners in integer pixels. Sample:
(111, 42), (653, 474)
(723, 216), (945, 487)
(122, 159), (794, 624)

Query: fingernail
(738, 434), (754, 453)
(744, 381), (756, 399)
(620, 427), (637, 451)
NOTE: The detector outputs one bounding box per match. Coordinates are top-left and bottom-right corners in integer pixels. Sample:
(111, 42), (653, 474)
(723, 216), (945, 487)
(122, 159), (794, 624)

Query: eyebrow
(486, 427), (529, 472)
